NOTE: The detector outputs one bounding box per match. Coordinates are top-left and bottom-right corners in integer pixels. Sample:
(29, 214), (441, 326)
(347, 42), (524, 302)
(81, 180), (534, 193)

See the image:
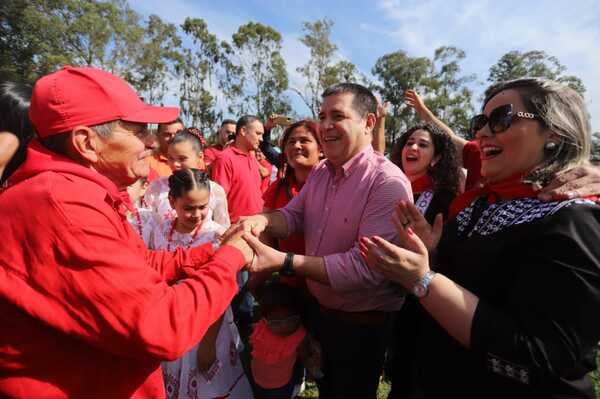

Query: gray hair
(483, 78), (591, 187)
(90, 120), (119, 138)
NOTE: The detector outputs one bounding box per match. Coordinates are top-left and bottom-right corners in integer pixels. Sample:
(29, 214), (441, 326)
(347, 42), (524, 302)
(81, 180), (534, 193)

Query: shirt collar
(8, 139), (123, 205)
(325, 145), (374, 177)
(230, 145), (251, 157)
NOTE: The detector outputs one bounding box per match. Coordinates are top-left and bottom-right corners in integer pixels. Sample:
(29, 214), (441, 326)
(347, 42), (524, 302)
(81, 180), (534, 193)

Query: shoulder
(457, 197), (600, 238)
(209, 180), (226, 194)
(366, 153), (411, 190)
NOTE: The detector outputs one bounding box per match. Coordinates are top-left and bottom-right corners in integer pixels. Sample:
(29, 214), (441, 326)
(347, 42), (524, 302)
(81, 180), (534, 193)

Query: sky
(129, 0), (600, 131)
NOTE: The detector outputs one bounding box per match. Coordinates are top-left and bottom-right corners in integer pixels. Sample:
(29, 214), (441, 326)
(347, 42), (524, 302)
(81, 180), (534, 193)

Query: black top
(414, 188), (455, 225)
(418, 197), (600, 398)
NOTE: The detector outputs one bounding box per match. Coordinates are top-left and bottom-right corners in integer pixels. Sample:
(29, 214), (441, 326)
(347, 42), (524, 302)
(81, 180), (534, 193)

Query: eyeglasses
(265, 314), (300, 328)
(468, 104), (541, 139)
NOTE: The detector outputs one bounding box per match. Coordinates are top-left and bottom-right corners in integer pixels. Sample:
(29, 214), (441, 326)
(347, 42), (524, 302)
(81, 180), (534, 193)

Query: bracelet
(281, 252), (295, 276)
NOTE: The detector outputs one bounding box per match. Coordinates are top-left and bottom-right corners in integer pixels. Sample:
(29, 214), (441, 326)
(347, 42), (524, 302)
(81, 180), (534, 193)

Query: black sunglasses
(468, 104), (541, 139)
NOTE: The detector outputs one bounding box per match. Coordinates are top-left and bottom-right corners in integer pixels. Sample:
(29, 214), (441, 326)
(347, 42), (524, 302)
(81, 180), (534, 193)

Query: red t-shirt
(204, 144), (224, 166)
(463, 140), (482, 190)
(211, 146), (264, 223)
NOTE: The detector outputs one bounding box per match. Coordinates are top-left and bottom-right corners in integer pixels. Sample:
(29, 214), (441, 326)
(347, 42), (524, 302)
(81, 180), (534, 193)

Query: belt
(318, 305), (389, 327)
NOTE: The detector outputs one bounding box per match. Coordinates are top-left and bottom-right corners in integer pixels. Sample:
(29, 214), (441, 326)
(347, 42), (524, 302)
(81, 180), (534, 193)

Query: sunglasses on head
(468, 104), (541, 139)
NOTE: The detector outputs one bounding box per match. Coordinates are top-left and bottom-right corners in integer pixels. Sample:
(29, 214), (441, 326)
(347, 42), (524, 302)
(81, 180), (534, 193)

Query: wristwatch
(412, 270), (436, 298)
(281, 252), (295, 276)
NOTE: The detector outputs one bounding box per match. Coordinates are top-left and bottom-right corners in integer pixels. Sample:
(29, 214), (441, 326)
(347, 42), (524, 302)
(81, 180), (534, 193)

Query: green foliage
(294, 18), (363, 118)
(176, 17), (224, 132)
(124, 14), (182, 105)
(488, 50), (586, 95)
(224, 22), (291, 120)
(590, 131), (600, 162)
(371, 46), (475, 149)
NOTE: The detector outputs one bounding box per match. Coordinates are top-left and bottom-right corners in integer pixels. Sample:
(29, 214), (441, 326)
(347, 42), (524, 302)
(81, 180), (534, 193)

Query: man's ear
(364, 113), (377, 134)
(71, 126), (101, 164)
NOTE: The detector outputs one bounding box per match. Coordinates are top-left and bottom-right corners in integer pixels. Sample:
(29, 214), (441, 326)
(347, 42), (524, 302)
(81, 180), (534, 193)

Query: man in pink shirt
(235, 83), (412, 398)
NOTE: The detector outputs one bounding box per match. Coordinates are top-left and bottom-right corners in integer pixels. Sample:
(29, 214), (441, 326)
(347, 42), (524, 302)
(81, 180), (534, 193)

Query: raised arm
(372, 98), (391, 154)
(405, 89), (467, 166)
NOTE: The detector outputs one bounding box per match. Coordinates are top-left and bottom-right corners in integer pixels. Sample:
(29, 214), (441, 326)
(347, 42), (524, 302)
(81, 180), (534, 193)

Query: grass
(297, 379), (390, 399)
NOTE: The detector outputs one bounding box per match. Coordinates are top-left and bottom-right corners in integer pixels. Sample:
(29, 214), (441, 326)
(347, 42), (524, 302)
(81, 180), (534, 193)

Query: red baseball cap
(29, 66), (180, 138)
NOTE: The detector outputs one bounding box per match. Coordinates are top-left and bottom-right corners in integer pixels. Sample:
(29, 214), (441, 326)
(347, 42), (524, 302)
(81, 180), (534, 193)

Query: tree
(591, 131), (600, 162)
(122, 14), (182, 105)
(175, 18), (223, 131)
(0, 0), (150, 87)
(488, 50), (585, 94)
(223, 22), (291, 121)
(371, 46), (475, 148)
(293, 18), (363, 118)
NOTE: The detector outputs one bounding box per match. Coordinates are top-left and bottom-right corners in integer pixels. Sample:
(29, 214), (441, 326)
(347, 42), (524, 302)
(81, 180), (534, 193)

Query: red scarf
(411, 174), (433, 194)
(448, 174), (538, 220)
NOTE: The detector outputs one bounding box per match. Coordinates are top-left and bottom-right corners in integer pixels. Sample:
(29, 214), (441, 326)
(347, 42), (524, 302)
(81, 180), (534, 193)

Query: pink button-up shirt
(280, 146), (412, 312)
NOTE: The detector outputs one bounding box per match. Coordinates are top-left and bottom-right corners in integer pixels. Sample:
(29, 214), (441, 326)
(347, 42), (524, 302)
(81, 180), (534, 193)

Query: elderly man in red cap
(0, 66), (253, 398)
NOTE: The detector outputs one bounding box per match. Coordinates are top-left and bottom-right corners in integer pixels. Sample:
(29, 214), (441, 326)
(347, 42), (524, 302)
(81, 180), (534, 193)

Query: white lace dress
(143, 217), (253, 399)
(144, 177), (231, 230)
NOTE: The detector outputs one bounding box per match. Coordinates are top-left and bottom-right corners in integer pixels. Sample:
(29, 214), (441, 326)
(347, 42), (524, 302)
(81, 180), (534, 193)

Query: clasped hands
(219, 215), (285, 273)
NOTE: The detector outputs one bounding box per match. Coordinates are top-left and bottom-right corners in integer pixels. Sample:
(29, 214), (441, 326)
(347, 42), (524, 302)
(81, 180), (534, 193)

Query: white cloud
(369, 0), (600, 130)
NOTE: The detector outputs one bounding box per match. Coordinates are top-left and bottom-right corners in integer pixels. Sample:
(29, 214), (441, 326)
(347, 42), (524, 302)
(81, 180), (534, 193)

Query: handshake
(218, 214), (285, 273)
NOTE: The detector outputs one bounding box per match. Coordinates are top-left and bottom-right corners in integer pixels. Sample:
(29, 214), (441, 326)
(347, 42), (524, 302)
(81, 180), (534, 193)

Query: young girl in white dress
(144, 129), (230, 230)
(143, 168), (253, 399)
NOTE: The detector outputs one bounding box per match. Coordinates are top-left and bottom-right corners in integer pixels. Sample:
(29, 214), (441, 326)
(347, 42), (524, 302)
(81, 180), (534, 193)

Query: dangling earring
(544, 141), (558, 152)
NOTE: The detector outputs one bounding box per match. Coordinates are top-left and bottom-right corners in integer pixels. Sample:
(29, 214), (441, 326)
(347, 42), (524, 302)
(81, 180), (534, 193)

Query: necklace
(167, 218), (202, 251)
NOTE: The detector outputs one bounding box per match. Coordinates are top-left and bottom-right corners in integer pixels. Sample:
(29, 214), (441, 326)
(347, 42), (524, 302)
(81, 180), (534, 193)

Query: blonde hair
(483, 78), (590, 187)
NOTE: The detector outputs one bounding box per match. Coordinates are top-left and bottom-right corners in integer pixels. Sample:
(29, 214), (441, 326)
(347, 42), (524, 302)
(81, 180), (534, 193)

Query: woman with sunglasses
(361, 78), (600, 398)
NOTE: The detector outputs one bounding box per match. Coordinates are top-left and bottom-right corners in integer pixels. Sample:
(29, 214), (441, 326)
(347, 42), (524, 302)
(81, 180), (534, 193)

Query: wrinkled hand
(220, 215), (268, 244)
(538, 164), (600, 203)
(242, 233), (286, 273)
(359, 228), (429, 290)
(405, 89), (426, 113)
(394, 201), (443, 251)
(220, 229), (255, 265)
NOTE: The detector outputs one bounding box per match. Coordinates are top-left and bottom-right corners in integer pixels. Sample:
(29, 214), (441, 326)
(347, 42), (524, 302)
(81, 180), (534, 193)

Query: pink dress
(250, 319), (306, 389)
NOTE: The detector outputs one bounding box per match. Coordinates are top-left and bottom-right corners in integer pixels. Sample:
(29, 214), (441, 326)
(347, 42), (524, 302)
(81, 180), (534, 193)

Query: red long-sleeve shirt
(0, 141), (244, 398)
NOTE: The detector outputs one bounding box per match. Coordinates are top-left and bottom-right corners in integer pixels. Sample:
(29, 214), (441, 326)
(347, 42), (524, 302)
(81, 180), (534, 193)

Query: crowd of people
(1, 65), (600, 399)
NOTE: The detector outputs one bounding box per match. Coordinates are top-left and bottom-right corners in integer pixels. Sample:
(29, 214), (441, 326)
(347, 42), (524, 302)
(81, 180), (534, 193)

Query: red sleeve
(463, 140), (482, 191)
(204, 147), (217, 165)
(211, 155), (232, 195)
(144, 242), (215, 281)
(7, 193), (244, 362)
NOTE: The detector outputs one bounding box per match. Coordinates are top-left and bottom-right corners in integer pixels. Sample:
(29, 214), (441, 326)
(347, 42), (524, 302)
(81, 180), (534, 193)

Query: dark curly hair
(391, 123), (460, 194)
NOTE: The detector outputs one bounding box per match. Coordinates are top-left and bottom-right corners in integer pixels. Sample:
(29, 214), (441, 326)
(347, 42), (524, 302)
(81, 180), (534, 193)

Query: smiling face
(167, 140), (203, 172)
(94, 121), (153, 189)
(169, 187), (210, 232)
(318, 93), (373, 169)
(401, 129), (437, 182)
(284, 125), (321, 171)
(476, 89), (548, 183)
